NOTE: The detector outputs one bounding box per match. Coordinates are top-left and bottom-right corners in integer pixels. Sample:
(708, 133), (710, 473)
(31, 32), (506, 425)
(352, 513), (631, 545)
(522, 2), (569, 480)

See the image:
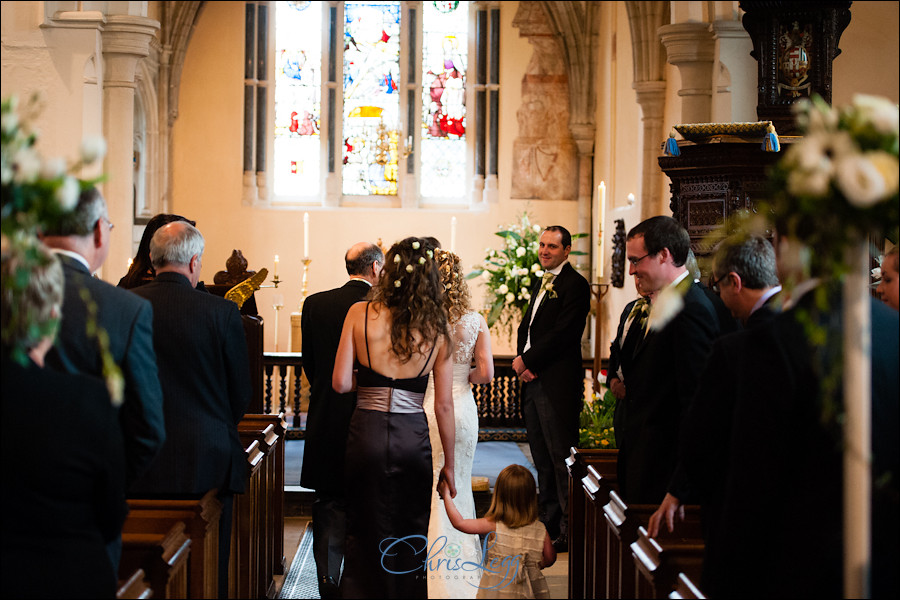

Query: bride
(423, 249), (494, 598)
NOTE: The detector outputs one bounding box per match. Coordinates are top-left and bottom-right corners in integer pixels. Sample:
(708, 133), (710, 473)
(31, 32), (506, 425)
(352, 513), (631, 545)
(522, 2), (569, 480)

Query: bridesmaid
(333, 236), (456, 599)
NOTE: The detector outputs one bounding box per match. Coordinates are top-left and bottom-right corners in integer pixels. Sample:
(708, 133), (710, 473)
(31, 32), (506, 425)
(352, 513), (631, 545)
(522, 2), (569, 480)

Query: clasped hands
(512, 355), (537, 383)
(436, 467), (457, 500)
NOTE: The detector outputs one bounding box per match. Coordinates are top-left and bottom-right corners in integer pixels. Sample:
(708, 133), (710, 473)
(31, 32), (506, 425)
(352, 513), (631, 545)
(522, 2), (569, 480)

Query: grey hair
(713, 233), (779, 289)
(1, 237), (64, 350)
(345, 243), (384, 276)
(40, 186), (106, 237)
(149, 222), (205, 269)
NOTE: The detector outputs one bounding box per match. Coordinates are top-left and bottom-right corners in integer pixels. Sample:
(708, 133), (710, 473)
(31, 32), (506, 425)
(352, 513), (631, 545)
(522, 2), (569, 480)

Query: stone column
(711, 19), (756, 123)
(658, 22), (717, 124)
(100, 15), (160, 281)
(633, 80), (667, 219)
(570, 123), (594, 279)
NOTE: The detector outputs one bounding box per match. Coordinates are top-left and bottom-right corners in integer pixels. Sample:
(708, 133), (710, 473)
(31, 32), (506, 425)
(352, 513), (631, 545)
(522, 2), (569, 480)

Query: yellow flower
(601, 439), (610, 446)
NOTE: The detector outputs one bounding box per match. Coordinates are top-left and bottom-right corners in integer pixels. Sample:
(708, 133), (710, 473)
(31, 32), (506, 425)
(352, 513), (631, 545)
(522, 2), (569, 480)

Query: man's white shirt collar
(750, 285), (782, 316)
(50, 248), (92, 273)
(349, 277), (372, 286)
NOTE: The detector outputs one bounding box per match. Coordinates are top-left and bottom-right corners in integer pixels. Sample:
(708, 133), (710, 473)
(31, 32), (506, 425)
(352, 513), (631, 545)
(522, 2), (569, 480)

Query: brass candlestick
(298, 258), (311, 312)
(591, 281), (611, 394)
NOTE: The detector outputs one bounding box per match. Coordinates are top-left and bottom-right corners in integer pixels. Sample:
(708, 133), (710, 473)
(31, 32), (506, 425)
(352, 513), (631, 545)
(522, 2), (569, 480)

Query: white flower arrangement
(768, 94), (899, 280)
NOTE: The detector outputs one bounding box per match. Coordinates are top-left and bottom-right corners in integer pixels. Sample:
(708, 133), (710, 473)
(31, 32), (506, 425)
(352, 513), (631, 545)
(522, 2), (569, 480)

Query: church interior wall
(2, 0), (898, 356)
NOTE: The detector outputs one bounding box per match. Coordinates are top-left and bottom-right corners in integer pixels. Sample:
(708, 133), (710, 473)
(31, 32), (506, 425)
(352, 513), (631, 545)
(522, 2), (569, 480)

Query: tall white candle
(597, 181), (606, 280)
(273, 255), (279, 278)
(450, 216), (457, 252)
(303, 213), (310, 258)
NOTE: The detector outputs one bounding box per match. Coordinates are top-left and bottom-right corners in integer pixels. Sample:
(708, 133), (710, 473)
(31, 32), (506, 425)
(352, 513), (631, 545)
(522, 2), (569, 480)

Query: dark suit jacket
(608, 298), (641, 448)
(47, 254), (165, 488)
(129, 272), (252, 496)
(300, 279), (371, 493)
(516, 262), (591, 418)
(2, 357), (127, 597)
(617, 280), (720, 503)
(745, 291), (781, 329)
(681, 290), (899, 598)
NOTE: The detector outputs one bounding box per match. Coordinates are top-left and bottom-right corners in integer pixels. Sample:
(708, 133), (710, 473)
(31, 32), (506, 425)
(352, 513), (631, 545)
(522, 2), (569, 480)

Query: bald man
(300, 242), (383, 598)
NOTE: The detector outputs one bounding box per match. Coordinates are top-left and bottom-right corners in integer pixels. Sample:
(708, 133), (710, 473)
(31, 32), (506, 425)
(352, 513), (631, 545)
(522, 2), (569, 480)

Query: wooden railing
(259, 353), (599, 431)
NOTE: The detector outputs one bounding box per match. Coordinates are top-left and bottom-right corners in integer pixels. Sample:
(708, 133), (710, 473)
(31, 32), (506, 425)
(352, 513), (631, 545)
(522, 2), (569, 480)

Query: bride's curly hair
(435, 248), (471, 325)
(369, 237), (449, 363)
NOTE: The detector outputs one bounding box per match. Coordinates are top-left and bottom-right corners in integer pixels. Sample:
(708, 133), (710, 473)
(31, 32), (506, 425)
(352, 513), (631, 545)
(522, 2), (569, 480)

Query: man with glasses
(40, 185), (166, 573)
(709, 233), (781, 328)
(615, 216), (720, 511)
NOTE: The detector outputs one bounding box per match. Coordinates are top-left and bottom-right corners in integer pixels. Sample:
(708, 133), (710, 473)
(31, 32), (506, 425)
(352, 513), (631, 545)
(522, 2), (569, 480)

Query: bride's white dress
(423, 311), (484, 598)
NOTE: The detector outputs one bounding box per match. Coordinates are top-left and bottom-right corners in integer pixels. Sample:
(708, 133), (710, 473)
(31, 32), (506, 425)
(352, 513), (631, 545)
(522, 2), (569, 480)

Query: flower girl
(439, 464), (556, 599)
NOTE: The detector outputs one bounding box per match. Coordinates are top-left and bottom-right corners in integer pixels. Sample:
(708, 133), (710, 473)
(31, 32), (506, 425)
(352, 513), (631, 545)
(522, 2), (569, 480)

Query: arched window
(243, 1), (499, 209)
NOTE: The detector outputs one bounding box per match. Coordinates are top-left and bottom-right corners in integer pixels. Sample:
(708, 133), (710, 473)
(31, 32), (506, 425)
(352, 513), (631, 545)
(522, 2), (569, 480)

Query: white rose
(80, 135), (107, 164)
(648, 285), (684, 332)
(533, 224), (541, 232)
(852, 94), (900, 136)
(531, 263), (541, 273)
(1, 111), (18, 135)
(12, 147), (41, 183)
(787, 168), (831, 198)
(505, 292), (515, 303)
(55, 176), (80, 211)
(481, 270), (491, 281)
(497, 284), (509, 295)
(516, 246), (526, 257)
(522, 277), (532, 287)
(40, 156), (66, 180)
(522, 290), (531, 300)
(865, 151), (899, 196)
(835, 153), (888, 207)
(497, 257), (508, 266)
(534, 269), (545, 278)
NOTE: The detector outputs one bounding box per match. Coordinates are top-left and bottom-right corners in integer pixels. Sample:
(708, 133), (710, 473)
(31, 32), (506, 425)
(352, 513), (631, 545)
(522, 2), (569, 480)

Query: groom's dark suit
(47, 254), (165, 488)
(616, 280), (720, 504)
(301, 278), (371, 595)
(516, 261), (590, 539)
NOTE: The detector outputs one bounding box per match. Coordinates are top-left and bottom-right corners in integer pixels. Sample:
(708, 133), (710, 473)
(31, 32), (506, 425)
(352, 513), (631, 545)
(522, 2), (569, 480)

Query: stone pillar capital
(658, 22), (716, 64)
(101, 15), (160, 89)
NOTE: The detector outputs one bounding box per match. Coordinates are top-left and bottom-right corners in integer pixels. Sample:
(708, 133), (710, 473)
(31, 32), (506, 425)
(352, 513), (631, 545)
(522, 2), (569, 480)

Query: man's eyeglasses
(628, 253), (652, 267)
(96, 217), (114, 232)
(710, 273), (728, 294)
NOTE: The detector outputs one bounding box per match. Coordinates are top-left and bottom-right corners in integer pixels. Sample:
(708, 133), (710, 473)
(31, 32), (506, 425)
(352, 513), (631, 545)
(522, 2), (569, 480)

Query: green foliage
(578, 389), (617, 449)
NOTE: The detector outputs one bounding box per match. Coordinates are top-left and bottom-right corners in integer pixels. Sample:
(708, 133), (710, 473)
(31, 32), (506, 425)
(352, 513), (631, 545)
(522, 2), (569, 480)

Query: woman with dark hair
(118, 213), (195, 289)
(2, 236), (127, 598)
(333, 237), (456, 599)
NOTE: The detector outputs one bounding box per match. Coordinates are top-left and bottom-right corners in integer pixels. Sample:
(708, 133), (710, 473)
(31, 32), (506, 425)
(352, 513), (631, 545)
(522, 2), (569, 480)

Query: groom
(513, 225), (590, 552)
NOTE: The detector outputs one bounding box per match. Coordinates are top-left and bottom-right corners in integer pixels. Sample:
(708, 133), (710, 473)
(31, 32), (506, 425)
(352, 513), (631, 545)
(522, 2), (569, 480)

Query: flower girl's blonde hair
(484, 464), (539, 529)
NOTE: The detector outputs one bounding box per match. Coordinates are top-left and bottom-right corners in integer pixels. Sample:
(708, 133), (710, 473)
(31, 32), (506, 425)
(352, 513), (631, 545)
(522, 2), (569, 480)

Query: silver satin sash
(356, 386), (425, 414)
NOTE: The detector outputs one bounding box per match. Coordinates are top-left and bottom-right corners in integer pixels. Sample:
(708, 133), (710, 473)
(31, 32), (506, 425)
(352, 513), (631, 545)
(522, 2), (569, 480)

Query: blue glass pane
(342, 1), (401, 196)
(274, 1), (322, 198)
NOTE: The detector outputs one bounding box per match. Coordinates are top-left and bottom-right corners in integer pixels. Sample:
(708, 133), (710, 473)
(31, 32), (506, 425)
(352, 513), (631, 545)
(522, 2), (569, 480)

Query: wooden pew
(583, 462), (618, 599)
(117, 568), (151, 599)
(125, 489), (223, 599)
(238, 414), (287, 598)
(668, 572), (707, 599)
(631, 513), (703, 599)
(567, 447), (619, 599)
(120, 521), (191, 599)
(602, 491), (658, 599)
(230, 439), (265, 599)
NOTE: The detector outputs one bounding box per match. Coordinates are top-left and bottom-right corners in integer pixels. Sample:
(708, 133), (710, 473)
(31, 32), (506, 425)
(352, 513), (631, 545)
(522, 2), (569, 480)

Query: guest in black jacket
(2, 237), (127, 598)
(128, 221), (251, 599)
(300, 241), (383, 598)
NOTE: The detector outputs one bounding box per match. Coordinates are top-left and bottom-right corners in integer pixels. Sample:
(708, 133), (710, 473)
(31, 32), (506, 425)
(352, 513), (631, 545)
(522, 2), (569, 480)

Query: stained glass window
(274, 1), (322, 197)
(341, 2), (402, 196)
(421, 0), (468, 199)
(268, 1), (484, 206)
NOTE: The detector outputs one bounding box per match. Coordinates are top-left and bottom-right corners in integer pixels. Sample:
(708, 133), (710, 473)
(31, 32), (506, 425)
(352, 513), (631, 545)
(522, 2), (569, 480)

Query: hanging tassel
(762, 123), (780, 152)
(663, 129), (681, 156)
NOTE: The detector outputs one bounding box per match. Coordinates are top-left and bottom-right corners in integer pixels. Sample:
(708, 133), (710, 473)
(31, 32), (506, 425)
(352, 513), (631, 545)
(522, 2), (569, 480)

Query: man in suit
(301, 241), (383, 598)
(128, 221), (251, 599)
(615, 216), (720, 507)
(513, 225), (591, 552)
(647, 232), (781, 537)
(710, 233), (781, 328)
(40, 186), (165, 572)
(680, 282), (899, 597)
(606, 278), (649, 448)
